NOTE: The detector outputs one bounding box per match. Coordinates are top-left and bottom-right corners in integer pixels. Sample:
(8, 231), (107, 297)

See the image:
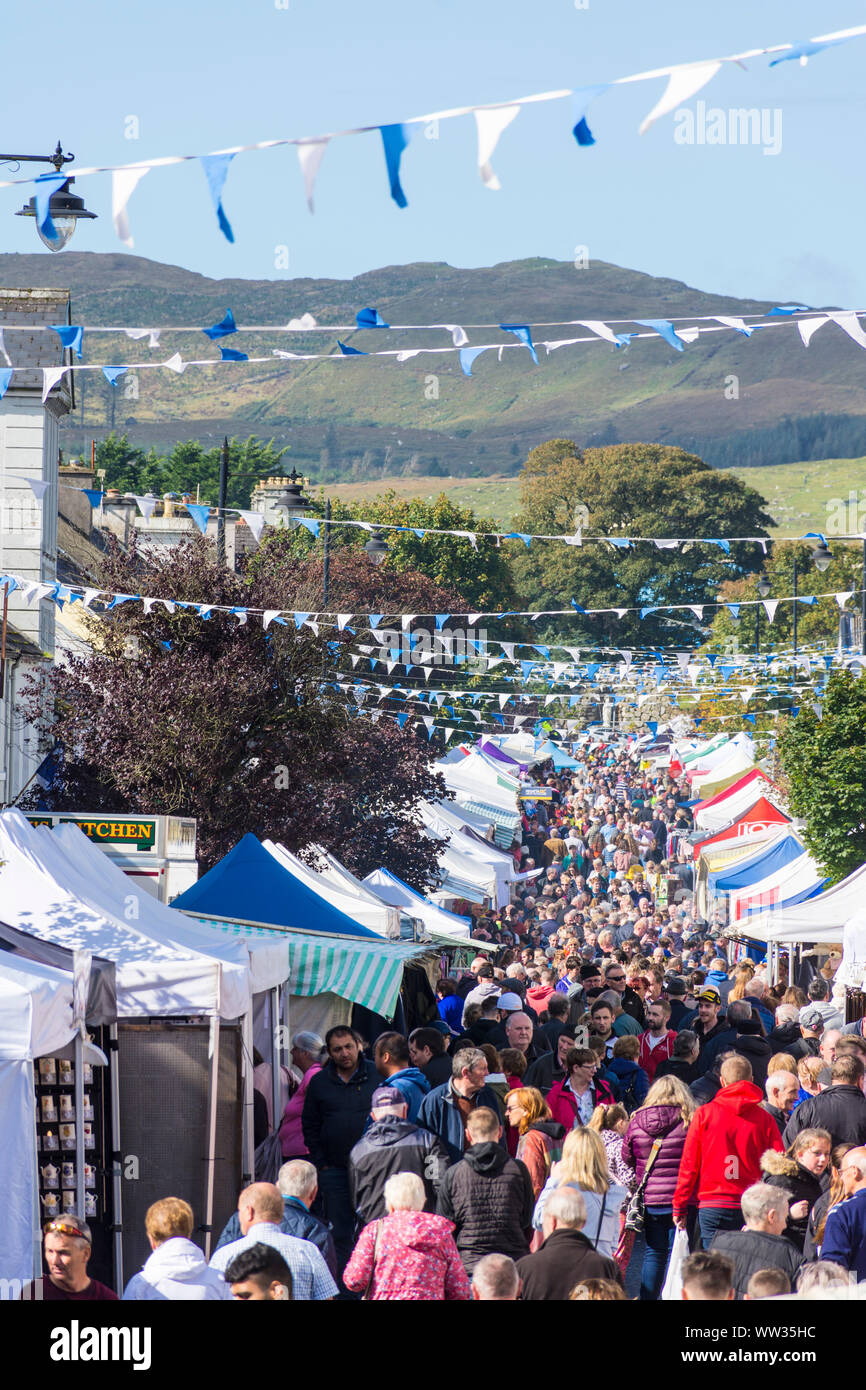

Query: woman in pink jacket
(279, 1032), (325, 1159)
(344, 1173), (470, 1301)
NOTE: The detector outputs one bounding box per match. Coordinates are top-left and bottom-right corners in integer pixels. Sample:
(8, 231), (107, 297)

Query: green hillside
(3, 250), (866, 478)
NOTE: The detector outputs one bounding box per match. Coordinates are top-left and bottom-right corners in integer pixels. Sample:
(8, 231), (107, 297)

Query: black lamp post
(8, 141), (97, 251)
(273, 473), (389, 602)
(792, 541), (832, 656)
(364, 527), (389, 566)
(756, 575), (771, 654)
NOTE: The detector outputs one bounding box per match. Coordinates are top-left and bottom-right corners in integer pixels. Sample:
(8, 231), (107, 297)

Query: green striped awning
(187, 914), (434, 1017)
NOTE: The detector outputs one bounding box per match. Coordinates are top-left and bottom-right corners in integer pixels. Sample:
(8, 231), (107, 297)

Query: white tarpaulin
(746, 860), (866, 945)
(53, 822), (282, 995)
(694, 776), (787, 832)
(839, 910), (866, 988)
(310, 848), (404, 939)
(263, 840), (401, 939)
(0, 953), (77, 1287)
(0, 811), (239, 1018)
(437, 749), (521, 846)
(420, 801), (514, 908)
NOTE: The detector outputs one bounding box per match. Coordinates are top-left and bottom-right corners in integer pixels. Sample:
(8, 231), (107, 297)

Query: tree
(706, 541), (863, 653)
(94, 434), (290, 508)
(509, 440), (772, 644)
(21, 535), (454, 887)
(778, 670), (866, 881)
(291, 490), (516, 612)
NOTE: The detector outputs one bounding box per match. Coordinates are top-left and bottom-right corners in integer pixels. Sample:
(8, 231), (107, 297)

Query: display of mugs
(38, 1059), (57, 1084)
(59, 1123), (75, 1150)
(40, 1095), (58, 1123)
(83, 1164), (96, 1189)
(61, 1190), (76, 1216)
(58, 1094), (74, 1121)
(58, 1060), (74, 1086)
(41, 1131), (59, 1152)
(83, 1123), (94, 1150)
(84, 1192), (97, 1217)
(40, 1164), (59, 1190)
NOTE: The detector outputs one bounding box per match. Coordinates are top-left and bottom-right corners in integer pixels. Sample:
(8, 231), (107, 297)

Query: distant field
(325, 457), (866, 534)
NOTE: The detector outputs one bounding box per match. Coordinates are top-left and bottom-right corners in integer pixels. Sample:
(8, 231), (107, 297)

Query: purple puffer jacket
(621, 1104), (689, 1208)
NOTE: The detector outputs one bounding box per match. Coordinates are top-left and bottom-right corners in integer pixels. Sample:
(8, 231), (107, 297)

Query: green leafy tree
(93, 434), (161, 493)
(707, 541), (863, 654)
(509, 440), (772, 644)
(778, 670), (866, 881)
(159, 436), (290, 509)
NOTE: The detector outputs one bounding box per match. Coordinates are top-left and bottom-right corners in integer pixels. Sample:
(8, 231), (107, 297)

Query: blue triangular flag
(298, 518), (320, 538)
(49, 325), (84, 358)
(368, 614), (383, 629)
(105, 593), (138, 610)
(337, 341), (367, 356)
(203, 309), (237, 340)
(614, 333), (636, 348)
(570, 600), (587, 613)
(434, 614), (450, 630)
(293, 612), (311, 629)
(769, 38), (843, 66)
(706, 653), (718, 666)
(640, 607), (658, 620)
(768, 304), (810, 315)
(743, 713), (756, 724)
(220, 347), (248, 361)
(396, 712), (409, 729)
(499, 324), (538, 365)
(82, 489), (104, 509)
(726, 604), (741, 619)
(634, 319), (685, 352)
(380, 123), (412, 208)
(711, 539), (731, 554)
(32, 172), (67, 245)
(0, 368), (13, 399)
(356, 307), (389, 329)
(571, 83), (611, 146)
(459, 347), (490, 376)
(199, 154), (235, 242)
(102, 366), (128, 386)
(647, 721), (658, 736)
(186, 503), (210, 534)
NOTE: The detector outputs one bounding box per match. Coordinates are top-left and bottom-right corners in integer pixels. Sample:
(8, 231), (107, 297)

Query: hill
(3, 251), (866, 477)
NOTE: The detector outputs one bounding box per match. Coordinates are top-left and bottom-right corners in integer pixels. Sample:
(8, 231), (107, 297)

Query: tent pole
(203, 1015), (220, 1261)
(74, 1033), (86, 1223)
(241, 1011), (255, 1184)
(109, 1024), (123, 1293)
(29, 1060), (41, 1283)
(270, 986), (281, 1136)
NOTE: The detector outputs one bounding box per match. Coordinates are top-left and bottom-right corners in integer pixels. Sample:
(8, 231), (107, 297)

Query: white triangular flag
(396, 351), (421, 362)
(401, 614), (415, 631)
(500, 643), (515, 660)
(835, 591), (854, 608)
(797, 316), (829, 346)
(442, 325), (469, 347)
(762, 599), (779, 622)
(263, 610), (282, 630)
(618, 650), (633, 667)
(0, 329), (10, 366)
(25, 477), (50, 501)
(677, 326), (701, 344)
(297, 140), (329, 213)
(676, 652), (690, 672)
(133, 495), (158, 522)
(350, 654), (361, 667)
(112, 167), (149, 248)
(163, 352), (185, 374)
(827, 311), (866, 351)
(475, 104), (520, 189)
(336, 614), (353, 630)
(238, 509), (266, 542)
(125, 328), (160, 348)
(654, 539), (679, 550)
(689, 605), (704, 620)
(82, 588), (101, 608)
(715, 316), (754, 337)
(42, 367), (68, 402)
(638, 61), (722, 135)
(579, 320), (620, 344)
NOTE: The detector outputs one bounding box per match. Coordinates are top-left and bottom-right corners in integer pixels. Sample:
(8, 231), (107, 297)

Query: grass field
(323, 456), (866, 534)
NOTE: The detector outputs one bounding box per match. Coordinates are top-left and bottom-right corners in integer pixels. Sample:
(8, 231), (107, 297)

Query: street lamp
(272, 469), (309, 528)
(9, 141), (97, 251)
(792, 541), (833, 656)
(364, 528), (389, 566)
(755, 575), (771, 654)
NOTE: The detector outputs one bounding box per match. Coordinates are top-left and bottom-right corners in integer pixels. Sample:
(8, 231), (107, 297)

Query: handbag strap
(593, 1191), (608, 1248)
(635, 1138), (663, 1197)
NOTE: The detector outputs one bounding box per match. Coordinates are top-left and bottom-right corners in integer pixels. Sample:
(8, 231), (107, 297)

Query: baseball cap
(799, 1007), (825, 1031)
(496, 991), (523, 1012)
(697, 986), (721, 1005)
(371, 1086), (405, 1109)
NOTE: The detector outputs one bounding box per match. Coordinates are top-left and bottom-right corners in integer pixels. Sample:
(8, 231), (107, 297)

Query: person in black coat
(711, 1181), (802, 1298)
(348, 1091), (450, 1227)
(768, 1011), (816, 1062)
(436, 1107), (534, 1275)
(700, 1001), (772, 1088)
(783, 1057), (866, 1149)
(515, 1185), (622, 1300)
(409, 1026), (454, 1089)
(760, 1132), (830, 1252)
(655, 1030), (701, 1087)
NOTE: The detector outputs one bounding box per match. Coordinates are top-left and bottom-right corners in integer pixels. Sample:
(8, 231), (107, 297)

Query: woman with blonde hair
(797, 1055), (825, 1103)
(767, 1052), (798, 1076)
(531, 1126), (628, 1259)
(621, 1075), (696, 1301)
(728, 963), (755, 1002)
(503, 1087), (565, 1199)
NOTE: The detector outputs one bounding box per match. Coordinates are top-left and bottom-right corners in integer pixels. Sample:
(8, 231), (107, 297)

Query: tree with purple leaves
(22, 534), (465, 887)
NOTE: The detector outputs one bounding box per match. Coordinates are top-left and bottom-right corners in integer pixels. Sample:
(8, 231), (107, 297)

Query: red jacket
(547, 1076), (615, 1131)
(672, 1081), (783, 1217)
(637, 1030), (676, 1084)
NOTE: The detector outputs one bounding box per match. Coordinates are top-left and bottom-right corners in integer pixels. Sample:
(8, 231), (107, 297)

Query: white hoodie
(123, 1237), (230, 1301)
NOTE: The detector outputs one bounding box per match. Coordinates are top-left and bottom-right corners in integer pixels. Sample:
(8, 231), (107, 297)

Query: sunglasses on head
(44, 1219), (88, 1239)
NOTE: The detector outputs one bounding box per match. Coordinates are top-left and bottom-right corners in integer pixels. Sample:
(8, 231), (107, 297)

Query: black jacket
(668, 1000), (696, 1031)
(516, 1228), (622, 1301)
(619, 986), (646, 1030)
(694, 1018), (730, 1054)
(301, 1058), (380, 1169)
(348, 1116), (451, 1225)
(783, 1084), (866, 1149)
(760, 1150), (824, 1252)
(421, 1053), (454, 1089)
(690, 1072), (722, 1107)
(760, 1102), (788, 1137)
(524, 1051), (566, 1096)
(711, 1228), (803, 1298)
(706, 1028), (772, 1090)
(768, 1020), (815, 1061)
(654, 1056), (700, 1086)
(436, 1142), (534, 1274)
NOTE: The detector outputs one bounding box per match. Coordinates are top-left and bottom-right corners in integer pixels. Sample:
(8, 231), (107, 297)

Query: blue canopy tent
(173, 833), (379, 939)
(534, 738), (580, 771)
(707, 832), (805, 895)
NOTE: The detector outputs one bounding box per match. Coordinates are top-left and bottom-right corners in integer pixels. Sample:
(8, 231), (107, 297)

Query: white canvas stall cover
(426, 799), (496, 838)
(745, 861), (866, 945)
(262, 840), (400, 939)
(309, 849), (403, 939)
(690, 745), (756, 796)
(419, 802), (514, 909)
(0, 954), (77, 1287)
(694, 775), (786, 832)
(429, 839), (497, 906)
(54, 822), (285, 994)
(727, 846), (824, 924)
(364, 867), (472, 939)
(0, 811), (236, 1018)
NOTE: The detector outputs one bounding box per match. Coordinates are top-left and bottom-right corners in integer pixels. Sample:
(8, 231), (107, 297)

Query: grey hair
(277, 1159), (317, 1200)
(451, 1047), (487, 1077)
(796, 1261), (852, 1293)
(544, 1186), (587, 1230)
(471, 1253), (520, 1300)
(384, 1172), (425, 1213)
(292, 1031), (326, 1062)
(741, 1182), (789, 1227)
(775, 1003), (799, 1024)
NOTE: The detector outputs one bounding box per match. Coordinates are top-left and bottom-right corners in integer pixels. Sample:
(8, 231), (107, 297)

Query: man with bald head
(504, 1011), (550, 1065)
(209, 1183), (337, 1299)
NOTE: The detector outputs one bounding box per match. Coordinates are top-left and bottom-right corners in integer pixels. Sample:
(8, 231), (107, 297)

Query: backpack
(618, 1069), (642, 1115)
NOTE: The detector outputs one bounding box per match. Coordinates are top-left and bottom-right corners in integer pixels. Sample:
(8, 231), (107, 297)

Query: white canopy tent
(743, 861), (866, 944)
(0, 953), (77, 1288)
(364, 867), (472, 940)
(419, 801), (514, 909)
(310, 848), (406, 938)
(436, 750), (522, 847)
(262, 840), (401, 939)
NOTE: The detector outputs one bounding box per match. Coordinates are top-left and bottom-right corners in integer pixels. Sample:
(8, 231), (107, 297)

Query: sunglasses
(44, 1220), (88, 1239)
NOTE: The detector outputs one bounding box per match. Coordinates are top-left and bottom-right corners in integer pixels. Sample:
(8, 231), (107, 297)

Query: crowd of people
(27, 735), (866, 1302)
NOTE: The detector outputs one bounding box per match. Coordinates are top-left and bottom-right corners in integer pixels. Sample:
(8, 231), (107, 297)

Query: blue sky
(3, 0), (865, 305)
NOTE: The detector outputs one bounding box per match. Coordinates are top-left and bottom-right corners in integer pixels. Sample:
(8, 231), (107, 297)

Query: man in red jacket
(638, 1000), (676, 1083)
(673, 1055), (783, 1249)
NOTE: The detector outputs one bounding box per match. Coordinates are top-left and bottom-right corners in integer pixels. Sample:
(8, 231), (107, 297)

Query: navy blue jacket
(302, 1058), (380, 1169)
(214, 1195), (337, 1276)
(820, 1187), (866, 1280)
(417, 1080), (506, 1164)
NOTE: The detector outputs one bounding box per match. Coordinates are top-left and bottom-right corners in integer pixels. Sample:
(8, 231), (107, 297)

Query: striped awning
(187, 914), (434, 1017)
